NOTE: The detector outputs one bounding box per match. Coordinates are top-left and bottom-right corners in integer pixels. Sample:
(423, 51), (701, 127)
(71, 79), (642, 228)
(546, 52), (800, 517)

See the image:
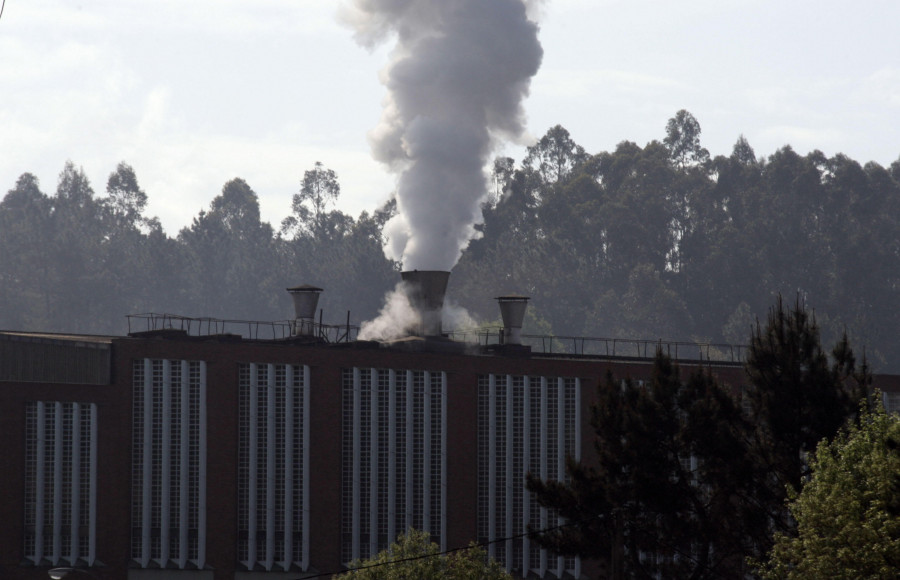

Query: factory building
(1, 272), (896, 580)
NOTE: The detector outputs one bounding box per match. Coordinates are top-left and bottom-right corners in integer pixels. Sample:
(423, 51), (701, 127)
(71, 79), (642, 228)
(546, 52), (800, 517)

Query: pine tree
(527, 352), (762, 579)
(744, 295), (870, 545)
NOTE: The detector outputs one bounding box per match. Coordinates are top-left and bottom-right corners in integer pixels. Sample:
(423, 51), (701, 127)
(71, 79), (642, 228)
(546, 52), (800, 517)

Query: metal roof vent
(400, 270), (450, 337)
(496, 294), (529, 345)
(287, 284), (322, 336)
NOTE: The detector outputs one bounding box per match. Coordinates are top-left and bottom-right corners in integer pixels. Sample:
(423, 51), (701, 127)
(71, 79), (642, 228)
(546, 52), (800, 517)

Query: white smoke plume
(442, 300), (480, 333)
(358, 282), (420, 341)
(341, 0), (544, 271)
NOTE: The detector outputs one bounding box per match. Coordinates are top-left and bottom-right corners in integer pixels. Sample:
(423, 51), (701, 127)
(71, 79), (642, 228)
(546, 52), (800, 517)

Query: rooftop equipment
(497, 294), (529, 345)
(287, 285), (323, 336)
(400, 270), (450, 337)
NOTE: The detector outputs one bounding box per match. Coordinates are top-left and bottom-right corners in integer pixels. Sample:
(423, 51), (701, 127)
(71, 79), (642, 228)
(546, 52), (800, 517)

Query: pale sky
(1, 0), (898, 235)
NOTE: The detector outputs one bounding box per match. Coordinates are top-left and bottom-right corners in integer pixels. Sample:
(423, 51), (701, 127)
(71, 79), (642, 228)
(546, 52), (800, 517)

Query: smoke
(358, 282), (420, 341)
(358, 283), (483, 342)
(341, 0), (544, 270)
(443, 300), (480, 332)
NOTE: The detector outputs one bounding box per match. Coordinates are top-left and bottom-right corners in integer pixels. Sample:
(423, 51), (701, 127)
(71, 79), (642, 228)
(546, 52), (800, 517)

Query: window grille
(24, 401), (97, 567)
(341, 368), (446, 564)
(477, 375), (582, 579)
(237, 363), (310, 571)
(131, 359), (206, 569)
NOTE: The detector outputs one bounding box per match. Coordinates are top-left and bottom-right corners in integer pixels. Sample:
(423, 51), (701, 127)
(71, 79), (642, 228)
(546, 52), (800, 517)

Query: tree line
(456, 112), (900, 372)
(1, 111), (899, 370)
(0, 161), (398, 335)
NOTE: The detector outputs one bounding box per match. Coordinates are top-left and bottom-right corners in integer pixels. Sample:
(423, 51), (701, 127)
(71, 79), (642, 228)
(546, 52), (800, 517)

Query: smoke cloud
(342, 0), (544, 270)
(358, 282), (483, 342)
(358, 282), (420, 341)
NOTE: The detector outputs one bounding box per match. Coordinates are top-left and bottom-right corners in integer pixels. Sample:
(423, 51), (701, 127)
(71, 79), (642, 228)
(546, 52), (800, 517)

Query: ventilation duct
(496, 295), (529, 345)
(400, 270), (450, 337)
(286, 285), (322, 336)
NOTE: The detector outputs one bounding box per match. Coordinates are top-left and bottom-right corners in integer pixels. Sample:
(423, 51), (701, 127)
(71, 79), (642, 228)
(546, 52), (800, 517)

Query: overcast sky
(2, 0), (898, 234)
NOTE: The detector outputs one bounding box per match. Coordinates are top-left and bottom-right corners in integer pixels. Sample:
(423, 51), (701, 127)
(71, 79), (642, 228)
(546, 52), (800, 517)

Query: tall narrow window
(131, 359), (207, 569)
(477, 375), (582, 579)
(341, 368), (446, 564)
(24, 401), (97, 567)
(237, 363), (310, 572)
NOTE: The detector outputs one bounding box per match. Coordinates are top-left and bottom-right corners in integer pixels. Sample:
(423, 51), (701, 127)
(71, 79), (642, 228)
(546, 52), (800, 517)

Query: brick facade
(0, 331), (892, 580)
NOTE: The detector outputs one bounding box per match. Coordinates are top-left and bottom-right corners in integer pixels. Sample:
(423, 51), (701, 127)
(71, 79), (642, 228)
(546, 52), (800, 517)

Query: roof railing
(126, 313), (359, 343)
(125, 314), (745, 362)
(445, 327), (747, 363)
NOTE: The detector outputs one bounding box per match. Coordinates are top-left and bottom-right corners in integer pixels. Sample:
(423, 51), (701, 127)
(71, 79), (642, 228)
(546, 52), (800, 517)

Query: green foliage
(335, 529), (511, 580)
(758, 401), (900, 579)
(527, 352), (763, 579)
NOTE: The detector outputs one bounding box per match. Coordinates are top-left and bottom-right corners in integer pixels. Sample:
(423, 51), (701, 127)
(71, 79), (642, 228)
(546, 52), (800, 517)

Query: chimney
(496, 294), (529, 345)
(287, 285), (323, 336)
(401, 270), (450, 337)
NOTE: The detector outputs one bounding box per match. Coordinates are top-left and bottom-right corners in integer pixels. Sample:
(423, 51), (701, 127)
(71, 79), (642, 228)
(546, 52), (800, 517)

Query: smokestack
(287, 285), (322, 336)
(497, 294), (529, 345)
(401, 270), (450, 337)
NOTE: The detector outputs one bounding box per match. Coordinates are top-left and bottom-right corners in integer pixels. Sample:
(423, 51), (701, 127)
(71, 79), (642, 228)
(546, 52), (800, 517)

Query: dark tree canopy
(284, 161), (342, 238)
(664, 109), (710, 168)
(744, 295), (870, 542)
(1, 114), (899, 373)
(527, 352), (764, 579)
(527, 296), (871, 578)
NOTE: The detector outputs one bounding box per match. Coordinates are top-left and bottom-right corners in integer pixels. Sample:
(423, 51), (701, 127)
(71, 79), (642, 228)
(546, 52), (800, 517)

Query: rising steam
(358, 281), (420, 341)
(341, 0), (544, 270)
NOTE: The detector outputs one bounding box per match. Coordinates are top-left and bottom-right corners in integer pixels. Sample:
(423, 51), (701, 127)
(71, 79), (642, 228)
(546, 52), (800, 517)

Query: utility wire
(292, 518), (580, 579)
(293, 509), (742, 580)
(0, 0), (6, 22)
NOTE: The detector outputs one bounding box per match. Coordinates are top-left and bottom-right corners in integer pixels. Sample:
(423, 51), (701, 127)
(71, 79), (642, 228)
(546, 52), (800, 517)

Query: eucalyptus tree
(179, 178), (279, 321)
(0, 173), (55, 330)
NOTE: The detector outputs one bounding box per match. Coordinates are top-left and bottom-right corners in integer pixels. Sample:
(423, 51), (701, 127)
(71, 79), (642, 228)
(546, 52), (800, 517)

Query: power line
(293, 510), (742, 580)
(0, 0), (6, 23)
(292, 519), (580, 579)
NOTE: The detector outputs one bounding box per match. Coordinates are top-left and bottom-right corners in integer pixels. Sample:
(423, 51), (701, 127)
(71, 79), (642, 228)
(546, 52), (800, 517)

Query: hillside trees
(451, 116), (900, 370)
(0, 163), (181, 334)
(282, 160), (342, 238)
(50, 162), (111, 332)
(98, 163), (171, 324)
(0, 173), (55, 330)
(278, 162), (397, 322)
(178, 178), (279, 320)
(664, 109), (710, 169)
(1, 112), (899, 368)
